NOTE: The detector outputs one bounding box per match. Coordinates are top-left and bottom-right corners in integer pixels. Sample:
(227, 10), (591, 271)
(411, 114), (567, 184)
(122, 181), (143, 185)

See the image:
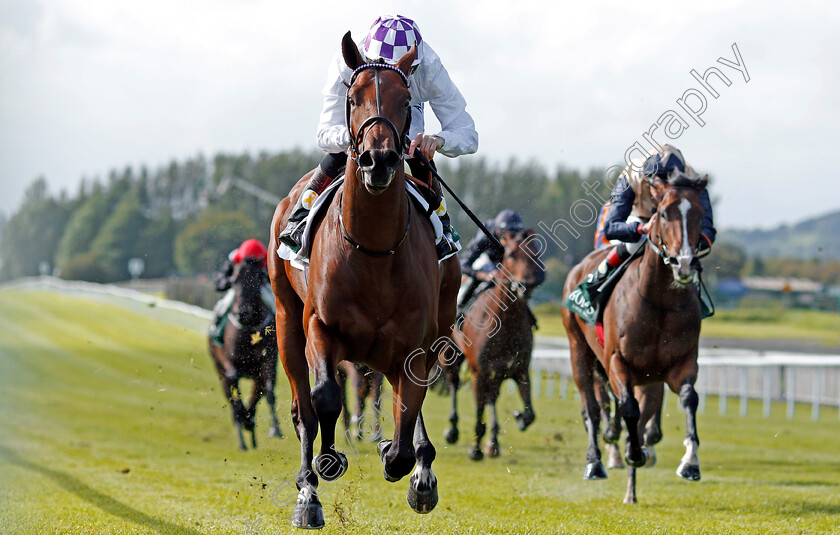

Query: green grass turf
(1, 289), (839, 534)
(534, 303), (840, 347)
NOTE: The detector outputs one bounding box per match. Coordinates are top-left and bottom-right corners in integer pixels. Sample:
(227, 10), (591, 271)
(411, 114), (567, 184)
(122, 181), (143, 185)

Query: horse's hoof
(484, 442), (500, 458)
(603, 428), (621, 444)
(606, 445), (624, 470)
(377, 440), (401, 482)
(583, 461), (608, 480)
(268, 427), (284, 439)
(623, 495), (638, 505)
(443, 427), (459, 444)
(292, 488), (325, 529)
(238, 443), (247, 452)
(513, 410), (535, 431)
(625, 447), (648, 468)
(312, 452), (347, 482)
(644, 446), (657, 468)
(468, 445), (484, 461)
(676, 462), (701, 481)
(407, 482), (439, 514)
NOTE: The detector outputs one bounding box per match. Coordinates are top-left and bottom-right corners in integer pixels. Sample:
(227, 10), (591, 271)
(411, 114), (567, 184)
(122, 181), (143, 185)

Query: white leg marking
(681, 437), (699, 465)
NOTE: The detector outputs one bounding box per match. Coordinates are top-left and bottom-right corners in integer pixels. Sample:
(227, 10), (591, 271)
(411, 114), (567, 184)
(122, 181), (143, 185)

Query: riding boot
(278, 166), (336, 251)
(562, 246), (627, 325)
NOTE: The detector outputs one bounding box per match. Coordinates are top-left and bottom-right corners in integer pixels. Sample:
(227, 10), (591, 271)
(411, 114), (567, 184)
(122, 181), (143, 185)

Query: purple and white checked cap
(363, 15), (422, 66)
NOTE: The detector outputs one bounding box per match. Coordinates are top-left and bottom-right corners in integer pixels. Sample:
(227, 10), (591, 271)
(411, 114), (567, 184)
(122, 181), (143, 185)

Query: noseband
(344, 63), (412, 169)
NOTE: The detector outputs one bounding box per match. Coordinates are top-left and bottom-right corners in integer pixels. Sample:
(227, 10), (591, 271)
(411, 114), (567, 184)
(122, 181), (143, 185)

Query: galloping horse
(208, 258), (283, 451)
(268, 33), (460, 529)
(338, 362), (384, 441)
(562, 172), (707, 504)
(445, 228), (545, 460)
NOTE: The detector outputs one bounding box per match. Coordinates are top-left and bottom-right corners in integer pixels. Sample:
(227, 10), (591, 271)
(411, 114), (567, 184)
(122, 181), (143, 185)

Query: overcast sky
(1, 0), (838, 229)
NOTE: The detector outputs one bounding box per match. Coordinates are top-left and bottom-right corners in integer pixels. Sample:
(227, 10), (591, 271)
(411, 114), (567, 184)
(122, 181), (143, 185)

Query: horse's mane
(656, 168), (708, 191)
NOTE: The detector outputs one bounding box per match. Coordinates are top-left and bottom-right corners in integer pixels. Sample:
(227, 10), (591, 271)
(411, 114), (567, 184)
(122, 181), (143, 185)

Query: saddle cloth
(277, 176), (460, 271)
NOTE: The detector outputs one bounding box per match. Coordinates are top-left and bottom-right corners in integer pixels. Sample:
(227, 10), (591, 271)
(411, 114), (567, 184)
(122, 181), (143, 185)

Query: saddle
(277, 177), (460, 270)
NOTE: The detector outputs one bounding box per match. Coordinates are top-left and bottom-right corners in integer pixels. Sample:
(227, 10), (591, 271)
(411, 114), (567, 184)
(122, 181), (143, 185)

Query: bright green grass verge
(1, 290), (839, 534)
(534, 302), (840, 347)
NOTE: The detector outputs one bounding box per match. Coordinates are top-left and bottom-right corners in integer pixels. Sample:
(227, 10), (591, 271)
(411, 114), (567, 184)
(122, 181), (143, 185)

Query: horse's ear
(696, 175), (709, 192)
(342, 31), (364, 71)
(395, 44), (417, 77)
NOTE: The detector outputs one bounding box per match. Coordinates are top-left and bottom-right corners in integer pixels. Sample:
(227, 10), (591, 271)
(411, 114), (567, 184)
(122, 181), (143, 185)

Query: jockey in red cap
(210, 239), (275, 345)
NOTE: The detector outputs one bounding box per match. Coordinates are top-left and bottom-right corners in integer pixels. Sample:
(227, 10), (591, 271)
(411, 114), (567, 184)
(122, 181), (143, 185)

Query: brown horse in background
(208, 258), (283, 451)
(445, 228), (545, 460)
(338, 362), (385, 441)
(268, 34), (460, 529)
(562, 173), (707, 504)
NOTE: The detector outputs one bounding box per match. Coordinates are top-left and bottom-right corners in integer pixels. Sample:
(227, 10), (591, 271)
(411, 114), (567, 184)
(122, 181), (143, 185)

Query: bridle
(344, 62), (412, 171)
(645, 189), (710, 269)
(339, 62), (413, 258)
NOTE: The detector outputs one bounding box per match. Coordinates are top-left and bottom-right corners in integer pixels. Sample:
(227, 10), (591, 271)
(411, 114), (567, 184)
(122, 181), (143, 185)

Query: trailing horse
(208, 257), (283, 451)
(338, 362), (384, 441)
(562, 172), (708, 504)
(445, 228), (545, 459)
(268, 33), (460, 529)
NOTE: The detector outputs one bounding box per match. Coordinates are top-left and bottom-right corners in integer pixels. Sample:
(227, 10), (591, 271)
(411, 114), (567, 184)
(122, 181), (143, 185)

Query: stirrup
(279, 218), (307, 251)
(436, 233), (458, 260)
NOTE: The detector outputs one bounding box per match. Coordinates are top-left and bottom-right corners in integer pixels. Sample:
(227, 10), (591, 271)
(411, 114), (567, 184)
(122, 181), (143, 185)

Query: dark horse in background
(562, 172), (707, 504)
(268, 34), (460, 529)
(338, 362), (384, 441)
(445, 228), (545, 460)
(208, 258), (283, 451)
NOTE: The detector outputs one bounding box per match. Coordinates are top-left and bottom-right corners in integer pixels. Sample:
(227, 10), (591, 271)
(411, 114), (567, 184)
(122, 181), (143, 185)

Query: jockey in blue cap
(457, 209), (525, 312)
(566, 144), (716, 324)
(278, 15), (478, 259)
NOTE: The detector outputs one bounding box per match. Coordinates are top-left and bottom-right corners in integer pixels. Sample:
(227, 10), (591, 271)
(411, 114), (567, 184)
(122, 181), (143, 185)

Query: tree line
(1, 149), (836, 299)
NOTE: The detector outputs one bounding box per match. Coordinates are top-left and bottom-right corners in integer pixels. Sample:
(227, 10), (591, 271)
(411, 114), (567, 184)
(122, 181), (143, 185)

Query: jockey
(456, 209), (523, 312)
(278, 15), (478, 259)
(566, 144), (716, 325)
(209, 239), (276, 343)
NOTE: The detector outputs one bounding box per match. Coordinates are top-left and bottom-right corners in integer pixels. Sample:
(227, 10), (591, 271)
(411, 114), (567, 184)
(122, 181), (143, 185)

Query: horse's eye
(405, 100), (411, 109)
(348, 96), (355, 107)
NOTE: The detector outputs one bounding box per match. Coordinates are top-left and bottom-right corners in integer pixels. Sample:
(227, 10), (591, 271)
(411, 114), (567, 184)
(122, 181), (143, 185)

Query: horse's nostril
(384, 150), (400, 169)
(359, 150), (374, 170)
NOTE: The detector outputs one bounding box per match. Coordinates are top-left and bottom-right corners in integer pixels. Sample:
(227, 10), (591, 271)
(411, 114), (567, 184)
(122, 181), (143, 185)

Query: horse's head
(230, 258), (268, 327)
(342, 31), (414, 194)
(501, 228), (546, 298)
(648, 172), (708, 285)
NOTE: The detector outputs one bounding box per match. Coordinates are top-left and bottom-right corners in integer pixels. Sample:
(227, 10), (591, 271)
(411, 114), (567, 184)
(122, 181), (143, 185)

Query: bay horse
(208, 258), (283, 451)
(268, 33), (460, 529)
(562, 172), (707, 504)
(338, 362), (385, 441)
(445, 228), (545, 460)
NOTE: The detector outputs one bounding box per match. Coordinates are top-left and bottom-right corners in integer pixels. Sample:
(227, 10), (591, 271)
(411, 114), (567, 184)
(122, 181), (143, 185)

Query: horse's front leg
(407, 411), (438, 514)
(670, 362), (701, 481)
(637, 383), (664, 468)
(484, 384), (501, 458)
(379, 371), (425, 484)
(263, 374), (284, 439)
(225, 373), (249, 452)
(245, 377), (264, 449)
(443, 362), (460, 444)
(513, 369), (536, 431)
(307, 321), (348, 483)
(271, 287), (320, 528)
(607, 355), (646, 469)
